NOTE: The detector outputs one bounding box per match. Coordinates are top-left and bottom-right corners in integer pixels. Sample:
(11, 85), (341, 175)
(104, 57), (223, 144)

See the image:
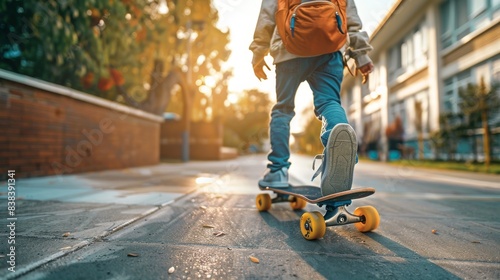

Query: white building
(342, 0), (500, 161)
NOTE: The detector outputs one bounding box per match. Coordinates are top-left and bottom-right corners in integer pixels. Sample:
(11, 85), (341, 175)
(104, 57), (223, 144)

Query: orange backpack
(276, 0), (348, 57)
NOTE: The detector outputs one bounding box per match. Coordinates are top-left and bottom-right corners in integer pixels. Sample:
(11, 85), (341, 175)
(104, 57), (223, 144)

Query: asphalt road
(20, 154), (500, 279)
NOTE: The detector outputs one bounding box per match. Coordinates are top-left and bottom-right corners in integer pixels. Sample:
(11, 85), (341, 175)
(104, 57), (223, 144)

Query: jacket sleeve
(346, 0), (373, 68)
(249, 0), (277, 65)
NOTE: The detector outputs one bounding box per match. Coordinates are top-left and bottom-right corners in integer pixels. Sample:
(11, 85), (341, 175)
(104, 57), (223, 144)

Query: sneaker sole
(321, 124), (357, 195)
(258, 180), (289, 188)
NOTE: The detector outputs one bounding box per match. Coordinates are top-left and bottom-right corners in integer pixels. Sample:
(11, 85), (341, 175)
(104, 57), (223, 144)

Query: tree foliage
(430, 79), (499, 163)
(0, 0), (231, 116)
(295, 114), (323, 155)
(414, 100), (425, 159)
(458, 78), (499, 167)
(429, 112), (462, 161)
(222, 89), (272, 152)
(458, 79), (499, 127)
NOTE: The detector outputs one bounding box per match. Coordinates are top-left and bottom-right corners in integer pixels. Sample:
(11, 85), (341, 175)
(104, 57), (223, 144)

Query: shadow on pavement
(365, 232), (461, 279)
(259, 208), (461, 279)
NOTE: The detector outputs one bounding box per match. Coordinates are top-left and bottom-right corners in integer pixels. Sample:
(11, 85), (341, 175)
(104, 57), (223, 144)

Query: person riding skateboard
(251, 0), (374, 195)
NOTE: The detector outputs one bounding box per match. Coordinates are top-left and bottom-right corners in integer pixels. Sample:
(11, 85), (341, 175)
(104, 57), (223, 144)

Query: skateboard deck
(258, 184), (375, 204)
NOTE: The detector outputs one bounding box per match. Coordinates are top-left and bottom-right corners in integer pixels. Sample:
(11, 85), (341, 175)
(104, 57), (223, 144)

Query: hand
(358, 62), (374, 84)
(253, 57), (271, 81)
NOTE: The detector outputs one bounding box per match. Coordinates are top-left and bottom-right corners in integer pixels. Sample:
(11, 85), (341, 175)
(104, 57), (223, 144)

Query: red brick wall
(160, 120), (223, 160)
(0, 76), (161, 180)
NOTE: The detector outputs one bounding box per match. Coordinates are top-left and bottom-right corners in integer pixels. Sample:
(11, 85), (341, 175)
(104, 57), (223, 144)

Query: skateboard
(256, 184), (380, 240)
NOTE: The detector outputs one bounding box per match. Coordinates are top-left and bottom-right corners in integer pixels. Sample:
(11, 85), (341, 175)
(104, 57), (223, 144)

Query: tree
(295, 113), (323, 155)
(385, 116), (404, 151)
(223, 89), (272, 152)
(459, 77), (500, 169)
(414, 100), (424, 160)
(430, 112), (463, 161)
(361, 119), (381, 158)
(0, 0), (231, 116)
(1, 0), (123, 92)
(123, 0), (231, 116)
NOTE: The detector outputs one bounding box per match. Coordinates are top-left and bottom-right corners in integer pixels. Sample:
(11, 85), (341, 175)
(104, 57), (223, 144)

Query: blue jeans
(267, 52), (348, 172)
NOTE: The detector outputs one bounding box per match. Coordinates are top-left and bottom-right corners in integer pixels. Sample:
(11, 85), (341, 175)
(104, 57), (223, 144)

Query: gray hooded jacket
(250, 0), (373, 67)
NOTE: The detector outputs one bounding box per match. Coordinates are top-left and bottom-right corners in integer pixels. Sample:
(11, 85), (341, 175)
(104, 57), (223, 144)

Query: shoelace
(311, 154), (324, 181)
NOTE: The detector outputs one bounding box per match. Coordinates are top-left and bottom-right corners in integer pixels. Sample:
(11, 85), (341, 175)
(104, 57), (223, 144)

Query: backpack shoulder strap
(343, 53), (356, 77)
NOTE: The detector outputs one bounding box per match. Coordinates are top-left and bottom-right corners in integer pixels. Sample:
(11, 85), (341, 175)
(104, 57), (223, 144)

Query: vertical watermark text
(6, 170), (17, 272)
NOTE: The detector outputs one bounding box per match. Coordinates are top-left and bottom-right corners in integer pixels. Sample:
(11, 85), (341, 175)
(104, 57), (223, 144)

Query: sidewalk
(2, 154), (499, 279)
(0, 159), (243, 279)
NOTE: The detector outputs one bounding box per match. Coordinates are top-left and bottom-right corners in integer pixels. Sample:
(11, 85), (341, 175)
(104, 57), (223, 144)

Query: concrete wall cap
(0, 69), (164, 123)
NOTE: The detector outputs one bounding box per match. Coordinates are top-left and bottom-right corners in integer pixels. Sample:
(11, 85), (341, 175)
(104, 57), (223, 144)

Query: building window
(440, 0), (500, 49)
(493, 57), (500, 82)
(489, 57), (500, 124)
(388, 22), (428, 81)
(494, 0), (500, 15)
(443, 57), (500, 127)
(443, 85), (455, 113)
(388, 44), (402, 79)
(390, 101), (406, 130)
(471, 0), (487, 17)
(443, 69), (472, 114)
(368, 65), (381, 96)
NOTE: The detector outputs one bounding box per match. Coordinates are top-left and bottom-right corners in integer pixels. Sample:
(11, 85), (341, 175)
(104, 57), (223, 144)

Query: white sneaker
(312, 124), (357, 195)
(258, 167), (289, 188)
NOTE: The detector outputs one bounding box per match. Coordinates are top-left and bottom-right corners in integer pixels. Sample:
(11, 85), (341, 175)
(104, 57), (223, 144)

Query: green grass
(379, 159), (500, 174)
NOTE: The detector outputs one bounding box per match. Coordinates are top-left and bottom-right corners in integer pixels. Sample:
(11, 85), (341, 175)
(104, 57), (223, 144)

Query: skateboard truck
(302, 202), (363, 230)
(324, 204), (363, 227)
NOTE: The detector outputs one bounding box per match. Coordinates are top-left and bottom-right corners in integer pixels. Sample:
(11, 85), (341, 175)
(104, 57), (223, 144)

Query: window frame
(440, 0), (499, 50)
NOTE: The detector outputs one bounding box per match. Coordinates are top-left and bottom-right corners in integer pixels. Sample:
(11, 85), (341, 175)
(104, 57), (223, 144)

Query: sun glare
(158, 0), (169, 15)
(204, 76), (216, 88)
(227, 93), (239, 104)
